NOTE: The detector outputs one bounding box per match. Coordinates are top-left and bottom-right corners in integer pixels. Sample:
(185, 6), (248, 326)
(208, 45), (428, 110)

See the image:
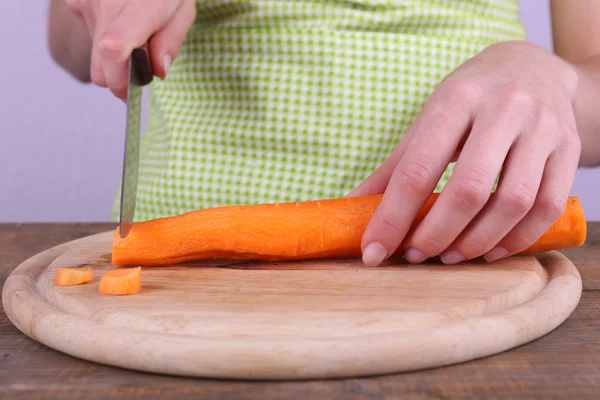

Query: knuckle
(500, 182), (537, 216)
(398, 156), (434, 194)
(379, 214), (403, 234)
(436, 78), (477, 111)
(97, 34), (127, 61)
(442, 78), (477, 100)
(425, 78), (475, 129)
(450, 172), (490, 210)
(428, 101), (461, 129)
(532, 102), (559, 130)
(499, 83), (533, 111)
(537, 194), (567, 223)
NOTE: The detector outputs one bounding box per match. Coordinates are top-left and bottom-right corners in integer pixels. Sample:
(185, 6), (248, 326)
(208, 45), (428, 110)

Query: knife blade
(118, 48), (153, 238)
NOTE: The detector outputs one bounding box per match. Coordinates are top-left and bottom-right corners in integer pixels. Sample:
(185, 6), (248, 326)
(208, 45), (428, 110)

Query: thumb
(148, 0), (196, 79)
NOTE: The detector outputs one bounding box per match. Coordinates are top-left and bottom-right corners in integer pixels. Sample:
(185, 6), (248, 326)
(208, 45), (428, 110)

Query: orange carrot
(111, 194), (586, 267)
(98, 267), (142, 295)
(54, 267), (94, 286)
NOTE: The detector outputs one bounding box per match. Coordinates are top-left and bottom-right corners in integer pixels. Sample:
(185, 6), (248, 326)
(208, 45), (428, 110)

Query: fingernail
(404, 248), (427, 264)
(362, 242), (388, 267)
(441, 251), (465, 265)
(484, 247), (508, 262)
(163, 54), (172, 76)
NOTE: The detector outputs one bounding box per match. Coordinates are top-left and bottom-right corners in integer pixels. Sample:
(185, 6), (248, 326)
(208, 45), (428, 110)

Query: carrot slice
(98, 267), (142, 295)
(111, 193), (587, 267)
(54, 267), (94, 286)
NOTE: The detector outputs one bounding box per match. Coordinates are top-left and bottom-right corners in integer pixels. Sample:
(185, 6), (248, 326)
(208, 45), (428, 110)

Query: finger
(95, 0), (183, 98)
(360, 83), (474, 266)
(78, 3), (107, 87)
(483, 133), (580, 261)
(347, 114), (421, 197)
(350, 80), (470, 198)
(402, 109), (517, 264)
(148, 0), (196, 79)
(91, 0), (130, 99)
(440, 129), (555, 263)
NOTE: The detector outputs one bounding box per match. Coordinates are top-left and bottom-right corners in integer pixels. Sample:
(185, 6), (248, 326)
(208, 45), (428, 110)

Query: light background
(1, 1), (598, 222)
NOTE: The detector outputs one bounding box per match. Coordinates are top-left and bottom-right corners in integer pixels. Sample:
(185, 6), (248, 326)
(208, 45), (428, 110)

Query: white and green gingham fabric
(111, 0), (526, 222)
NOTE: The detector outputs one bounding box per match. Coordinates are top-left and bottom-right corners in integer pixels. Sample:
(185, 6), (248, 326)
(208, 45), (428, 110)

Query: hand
(64, 0), (196, 99)
(350, 40), (582, 266)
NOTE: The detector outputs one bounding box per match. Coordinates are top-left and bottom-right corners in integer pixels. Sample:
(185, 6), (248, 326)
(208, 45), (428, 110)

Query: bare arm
(48, 0), (92, 82)
(551, 0), (600, 166)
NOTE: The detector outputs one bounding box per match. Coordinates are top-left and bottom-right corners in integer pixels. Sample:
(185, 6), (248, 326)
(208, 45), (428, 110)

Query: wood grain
(2, 228), (582, 381)
(1, 223), (599, 399)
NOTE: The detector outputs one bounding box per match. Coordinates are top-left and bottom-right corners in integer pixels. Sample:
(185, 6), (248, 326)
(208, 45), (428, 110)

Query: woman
(48, 0), (600, 267)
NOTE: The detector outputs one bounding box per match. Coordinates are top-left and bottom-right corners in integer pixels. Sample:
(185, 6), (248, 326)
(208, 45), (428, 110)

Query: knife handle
(131, 47), (153, 86)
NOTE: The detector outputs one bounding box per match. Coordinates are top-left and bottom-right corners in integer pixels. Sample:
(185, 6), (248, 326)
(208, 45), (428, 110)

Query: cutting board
(3, 230), (582, 380)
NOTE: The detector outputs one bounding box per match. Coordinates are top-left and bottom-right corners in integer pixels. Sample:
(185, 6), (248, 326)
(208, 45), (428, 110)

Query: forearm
(549, 0), (600, 167)
(571, 58), (600, 166)
(48, 0), (92, 82)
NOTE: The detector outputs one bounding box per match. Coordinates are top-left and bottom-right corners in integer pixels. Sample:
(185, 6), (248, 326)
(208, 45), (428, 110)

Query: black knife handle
(131, 47), (153, 86)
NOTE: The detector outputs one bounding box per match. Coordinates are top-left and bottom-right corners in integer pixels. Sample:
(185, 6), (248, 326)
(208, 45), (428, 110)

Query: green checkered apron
(112, 0), (526, 222)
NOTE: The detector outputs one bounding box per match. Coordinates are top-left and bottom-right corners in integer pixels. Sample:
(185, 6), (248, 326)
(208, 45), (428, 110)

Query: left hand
(350, 40), (582, 266)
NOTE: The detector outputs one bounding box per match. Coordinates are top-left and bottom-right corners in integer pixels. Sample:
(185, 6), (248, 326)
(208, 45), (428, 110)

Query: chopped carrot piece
(98, 267), (142, 296)
(54, 267), (94, 286)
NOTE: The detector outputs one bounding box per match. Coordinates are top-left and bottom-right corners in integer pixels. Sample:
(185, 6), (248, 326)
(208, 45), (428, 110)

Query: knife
(118, 48), (153, 238)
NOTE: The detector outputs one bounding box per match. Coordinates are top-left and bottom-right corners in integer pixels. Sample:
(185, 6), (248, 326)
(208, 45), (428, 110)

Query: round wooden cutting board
(3, 231), (582, 380)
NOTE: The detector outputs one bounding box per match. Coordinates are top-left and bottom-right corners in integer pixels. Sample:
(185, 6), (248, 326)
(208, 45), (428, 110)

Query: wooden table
(1, 223), (599, 399)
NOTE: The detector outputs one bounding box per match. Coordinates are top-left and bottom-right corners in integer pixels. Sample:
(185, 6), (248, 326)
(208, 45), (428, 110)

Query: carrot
(54, 267), (94, 286)
(98, 267), (142, 295)
(111, 193), (586, 267)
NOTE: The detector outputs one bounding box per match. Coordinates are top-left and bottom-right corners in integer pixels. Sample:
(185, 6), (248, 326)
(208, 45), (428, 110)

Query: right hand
(65, 0), (197, 99)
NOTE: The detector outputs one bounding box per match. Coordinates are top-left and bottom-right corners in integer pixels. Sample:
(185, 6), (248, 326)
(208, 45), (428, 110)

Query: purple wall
(1, 1), (599, 222)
